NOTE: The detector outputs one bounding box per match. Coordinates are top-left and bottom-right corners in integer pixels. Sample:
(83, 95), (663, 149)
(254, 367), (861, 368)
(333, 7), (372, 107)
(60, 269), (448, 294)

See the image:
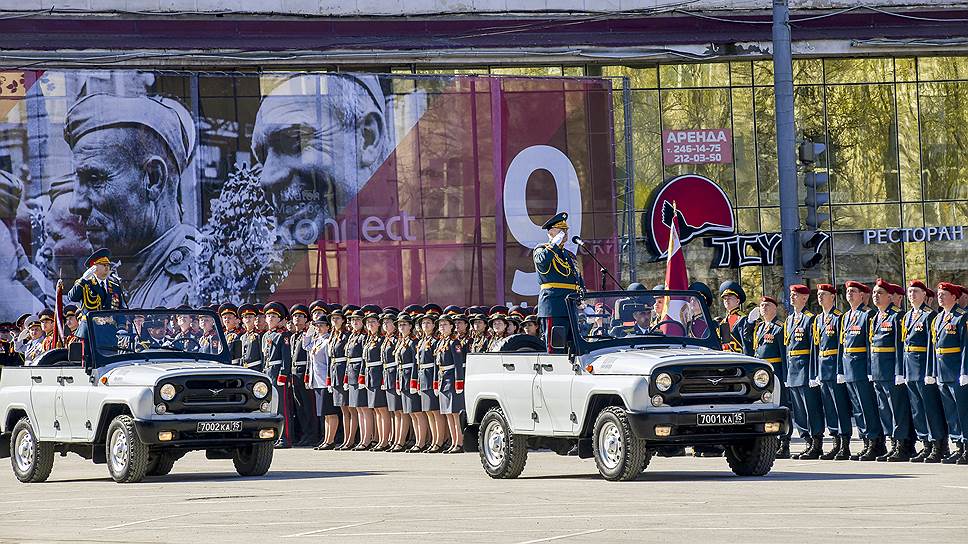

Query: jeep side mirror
(67, 341), (84, 363)
(550, 326), (567, 351)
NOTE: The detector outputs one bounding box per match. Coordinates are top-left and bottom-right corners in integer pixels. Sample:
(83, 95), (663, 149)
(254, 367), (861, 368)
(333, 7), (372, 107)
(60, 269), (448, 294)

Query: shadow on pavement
(520, 471), (915, 482)
(50, 470), (386, 484)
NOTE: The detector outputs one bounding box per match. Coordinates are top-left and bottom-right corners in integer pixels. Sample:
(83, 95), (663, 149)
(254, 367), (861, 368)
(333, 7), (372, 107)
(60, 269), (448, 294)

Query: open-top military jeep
(464, 290), (789, 481)
(0, 309), (282, 483)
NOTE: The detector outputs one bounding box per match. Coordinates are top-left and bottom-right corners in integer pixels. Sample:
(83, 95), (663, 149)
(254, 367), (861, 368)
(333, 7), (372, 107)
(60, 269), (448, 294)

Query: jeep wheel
(147, 452), (178, 477)
(10, 417), (54, 483)
(592, 406), (648, 481)
(478, 407), (527, 479)
(233, 442), (274, 477)
(106, 415), (150, 483)
(726, 435), (779, 476)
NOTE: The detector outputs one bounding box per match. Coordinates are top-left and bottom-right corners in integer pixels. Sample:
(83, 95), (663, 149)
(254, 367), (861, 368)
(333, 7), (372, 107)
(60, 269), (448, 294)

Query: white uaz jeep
(464, 290), (789, 481)
(0, 309), (282, 483)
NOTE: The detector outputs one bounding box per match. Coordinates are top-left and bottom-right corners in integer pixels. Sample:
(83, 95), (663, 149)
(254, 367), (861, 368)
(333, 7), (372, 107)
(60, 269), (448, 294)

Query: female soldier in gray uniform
(417, 307), (445, 453)
(331, 305), (356, 450)
(380, 309), (402, 451)
(363, 307), (390, 451)
(397, 312), (426, 453)
(435, 309), (466, 453)
(308, 302), (339, 450)
(346, 306), (374, 450)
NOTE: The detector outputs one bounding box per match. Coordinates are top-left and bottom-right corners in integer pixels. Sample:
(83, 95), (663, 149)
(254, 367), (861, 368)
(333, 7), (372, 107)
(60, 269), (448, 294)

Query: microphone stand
(574, 238), (624, 291)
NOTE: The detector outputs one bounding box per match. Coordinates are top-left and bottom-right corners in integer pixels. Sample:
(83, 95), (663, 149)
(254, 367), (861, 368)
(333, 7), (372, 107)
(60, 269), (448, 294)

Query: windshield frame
(566, 289), (720, 355)
(85, 309), (232, 367)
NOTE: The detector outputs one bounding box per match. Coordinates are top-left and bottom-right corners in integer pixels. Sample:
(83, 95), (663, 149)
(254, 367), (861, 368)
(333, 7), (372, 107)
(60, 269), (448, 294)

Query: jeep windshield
(568, 290), (720, 352)
(88, 309), (229, 364)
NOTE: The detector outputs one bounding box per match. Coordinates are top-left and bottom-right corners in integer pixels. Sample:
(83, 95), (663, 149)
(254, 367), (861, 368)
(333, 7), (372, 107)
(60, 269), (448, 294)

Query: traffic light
(798, 139), (830, 272)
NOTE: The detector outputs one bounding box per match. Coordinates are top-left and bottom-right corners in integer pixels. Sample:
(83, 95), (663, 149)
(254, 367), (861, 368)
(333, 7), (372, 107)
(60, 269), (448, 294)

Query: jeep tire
(726, 435), (779, 476)
(106, 415), (150, 483)
(11, 417), (55, 483)
(592, 406), (649, 481)
(147, 452), (178, 477)
(478, 407), (528, 479)
(233, 442), (274, 477)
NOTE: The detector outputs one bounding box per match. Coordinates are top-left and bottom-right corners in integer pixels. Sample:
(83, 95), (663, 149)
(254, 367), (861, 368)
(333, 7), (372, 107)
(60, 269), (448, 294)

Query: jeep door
(27, 368), (62, 440)
(58, 367), (93, 440)
(533, 354), (576, 435)
(491, 353), (537, 432)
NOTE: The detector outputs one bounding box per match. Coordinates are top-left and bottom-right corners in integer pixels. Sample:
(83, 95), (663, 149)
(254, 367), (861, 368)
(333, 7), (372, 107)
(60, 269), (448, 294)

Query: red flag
(661, 202), (689, 335)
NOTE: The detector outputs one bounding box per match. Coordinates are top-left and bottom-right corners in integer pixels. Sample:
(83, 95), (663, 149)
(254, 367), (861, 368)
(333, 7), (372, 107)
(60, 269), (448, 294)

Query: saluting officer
(239, 304), (263, 371)
(903, 280), (948, 463)
(289, 304), (319, 447)
(753, 296), (792, 458)
(68, 248), (126, 339)
(841, 281), (886, 461)
(869, 279), (915, 462)
(436, 308), (466, 454)
(785, 284), (825, 459)
(533, 212), (585, 351)
(929, 282), (968, 465)
(814, 284), (853, 460)
(718, 281), (753, 356)
(262, 301), (293, 449)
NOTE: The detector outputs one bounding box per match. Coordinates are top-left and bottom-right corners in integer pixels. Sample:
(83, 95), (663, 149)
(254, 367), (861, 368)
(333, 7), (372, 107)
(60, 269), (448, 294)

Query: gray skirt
(331, 385), (347, 407)
(402, 389), (422, 413)
(439, 390), (465, 415)
(419, 389), (439, 411)
(367, 387), (388, 409)
(386, 389), (401, 412)
(348, 384), (368, 407)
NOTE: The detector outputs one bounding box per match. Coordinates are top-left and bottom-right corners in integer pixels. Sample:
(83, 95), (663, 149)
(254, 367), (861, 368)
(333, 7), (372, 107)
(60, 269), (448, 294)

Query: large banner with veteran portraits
(0, 70), (617, 319)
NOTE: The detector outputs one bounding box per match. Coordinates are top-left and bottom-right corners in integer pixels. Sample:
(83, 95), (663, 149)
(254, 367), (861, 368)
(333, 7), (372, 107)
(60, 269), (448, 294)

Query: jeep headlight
(655, 373), (673, 392)
(159, 383), (177, 401)
(753, 369), (771, 389)
(252, 381), (270, 399)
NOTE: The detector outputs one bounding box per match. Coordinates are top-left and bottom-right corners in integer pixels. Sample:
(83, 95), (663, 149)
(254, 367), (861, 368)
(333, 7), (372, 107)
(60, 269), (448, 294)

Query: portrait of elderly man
(251, 74), (390, 246)
(64, 93), (199, 308)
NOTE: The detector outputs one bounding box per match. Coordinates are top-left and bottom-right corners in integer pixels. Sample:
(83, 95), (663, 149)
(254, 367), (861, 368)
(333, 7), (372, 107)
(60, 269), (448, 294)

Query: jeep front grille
(156, 374), (267, 414)
(651, 363), (771, 407)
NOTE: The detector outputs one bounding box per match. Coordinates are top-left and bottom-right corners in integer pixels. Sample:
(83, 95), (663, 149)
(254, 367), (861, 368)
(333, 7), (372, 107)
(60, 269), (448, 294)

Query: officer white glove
(81, 265), (97, 281)
(960, 375), (968, 387)
(867, 374), (873, 381)
(748, 307), (760, 322)
(925, 376), (937, 385)
(836, 374), (846, 384)
(550, 231), (566, 247)
(809, 379), (820, 388)
(895, 375), (906, 386)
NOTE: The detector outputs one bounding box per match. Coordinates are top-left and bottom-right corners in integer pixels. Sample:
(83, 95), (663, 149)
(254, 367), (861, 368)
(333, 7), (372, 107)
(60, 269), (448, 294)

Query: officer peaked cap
(541, 212), (569, 230)
(86, 247), (113, 268)
(718, 280), (746, 304)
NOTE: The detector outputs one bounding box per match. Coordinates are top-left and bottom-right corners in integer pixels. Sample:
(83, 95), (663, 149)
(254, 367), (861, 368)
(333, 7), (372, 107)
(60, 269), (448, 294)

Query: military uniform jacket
(240, 330), (263, 370)
(416, 336), (437, 391)
(290, 330), (309, 379)
(840, 307), (873, 383)
(902, 304), (935, 381)
(261, 328), (291, 381)
(783, 311), (814, 387)
(435, 335), (466, 392)
(381, 335), (398, 392)
(197, 331), (221, 355)
(869, 308), (903, 381)
(487, 333), (508, 352)
(344, 332), (365, 387)
(0, 340), (23, 366)
(719, 308), (753, 355)
(470, 333), (489, 353)
(753, 319), (786, 382)
(533, 242), (585, 318)
(67, 276), (126, 320)
(328, 330), (348, 389)
(813, 310), (843, 382)
(929, 308), (968, 384)
(224, 327), (243, 364)
(395, 336), (418, 392)
(363, 334), (383, 389)
(306, 331), (330, 389)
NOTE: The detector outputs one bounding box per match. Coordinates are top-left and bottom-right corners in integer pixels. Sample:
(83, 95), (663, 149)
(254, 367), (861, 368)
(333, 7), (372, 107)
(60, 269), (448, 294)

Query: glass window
(730, 62), (753, 87)
(895, 58), (917, 82)
(831, 232), (903, 285)
(831, 204), (900, 230)
(923, 201), (968, 226)
(926, 240), (968, 287)
(902, 203), (924, 228)
(917, 82), (968, 200)
(602, 65), (658, 89)
(753, 87), (778, 205)
(824, 58), (894, 84)
(629, 90), (663, 209)
(659, 62), (729, 88)
(731, 87), (758, 207)
(490, 66), (563, 76)
(896, 82), (922, 202)
(917, 56), (968, 82)
(903, 241), (927, 283)
(660, 88), (734, 199)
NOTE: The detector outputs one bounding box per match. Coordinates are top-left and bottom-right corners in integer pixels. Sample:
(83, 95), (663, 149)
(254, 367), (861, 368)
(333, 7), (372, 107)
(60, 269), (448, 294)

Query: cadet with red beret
(903, 281), (948, 463)
(785, 285), (825, 459)
(869, 279), (915, 461)
(842, 280), (886, 461)
(929, 282), (968, 464)
(813, 284), (853, 459)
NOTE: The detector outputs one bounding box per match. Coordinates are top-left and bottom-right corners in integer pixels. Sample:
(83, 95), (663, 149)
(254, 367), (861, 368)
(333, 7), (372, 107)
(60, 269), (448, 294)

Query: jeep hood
(585, 347), (761, 375)
(101, 361), (262, 387)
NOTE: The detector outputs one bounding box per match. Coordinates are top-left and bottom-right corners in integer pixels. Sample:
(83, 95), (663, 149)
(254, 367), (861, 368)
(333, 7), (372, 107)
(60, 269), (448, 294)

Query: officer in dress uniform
(929, 282), (968, 465)
(753, 296), (792, 458)
(238, 304), (263, 371)
(903, 280), (949, 463)
(39, 309), (61, 352)
(813, 283), (853, 460)
(468, 307), (490, 352)
(307, 301), (339, 451)
(19, 317), (46, 366)
(686, 282), (714, 341)
(869, 279), (916, 462)
(785, 285), (825, 459)
(0, 323), (23, 366)
(719, 281), (754, 355)
(67, 248), (126, 339)
(63, 305), (80, 346)
(436, 309), (466, 454)
(396, 311), (426, 452)
(197, 311), (221, 355)
(262, 301), (293, 449)
(841, 280), (887, 461)
(533, 212), (585, 351)
(487, 306), (510, 352)
(289, 304), (318, 447)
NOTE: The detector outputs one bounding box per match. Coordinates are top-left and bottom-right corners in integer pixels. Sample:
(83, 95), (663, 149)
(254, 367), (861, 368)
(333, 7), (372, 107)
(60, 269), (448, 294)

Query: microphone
(571, 235), (586, 247)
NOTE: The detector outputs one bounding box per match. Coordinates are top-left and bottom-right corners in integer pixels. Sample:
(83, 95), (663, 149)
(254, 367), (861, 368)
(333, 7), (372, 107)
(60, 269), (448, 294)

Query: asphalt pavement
(1, 447), (967, 543)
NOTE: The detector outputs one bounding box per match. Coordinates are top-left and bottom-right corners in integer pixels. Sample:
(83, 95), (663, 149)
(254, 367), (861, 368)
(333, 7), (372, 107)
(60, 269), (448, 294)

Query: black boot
(835, 437), (852, 460)
(943, 440), (964, 465)
(860, 436), (886, 461)
(887, 439), (914, 462)
(925, 440), (949, 464)
(958, 441), (968, 465)
(850, 438), (870, 461)
(877, 438), (899, 462)
(776, 437), (791, 459)
(910, 440), (933, 463)
(793, 437), (813, 459)
(821, 436), (841, 460)
(800, 435), (823, 460)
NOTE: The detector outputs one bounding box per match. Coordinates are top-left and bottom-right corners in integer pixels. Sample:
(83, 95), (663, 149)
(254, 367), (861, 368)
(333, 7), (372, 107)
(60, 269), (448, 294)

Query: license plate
(196, 421), (242, 433)
(697, 413), (745, 426)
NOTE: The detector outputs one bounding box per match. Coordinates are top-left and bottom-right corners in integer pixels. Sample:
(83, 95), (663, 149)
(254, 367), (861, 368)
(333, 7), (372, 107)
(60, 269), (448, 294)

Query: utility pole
(773, 0), (801, 301)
